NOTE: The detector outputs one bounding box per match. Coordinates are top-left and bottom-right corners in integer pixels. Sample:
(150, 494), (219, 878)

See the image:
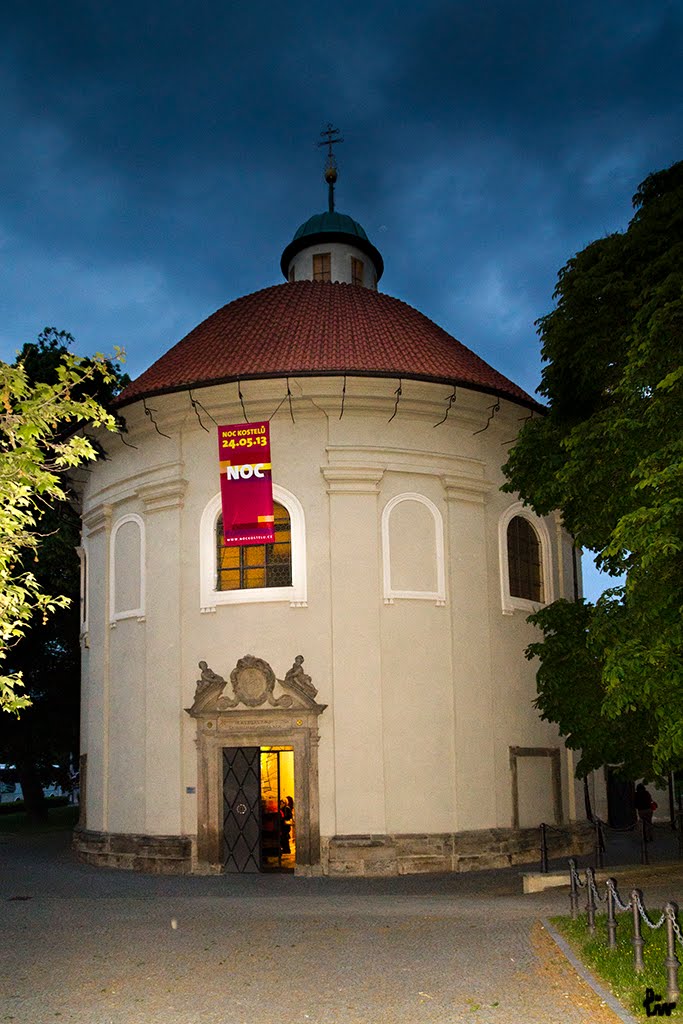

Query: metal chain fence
(568, 858), (681, 1004)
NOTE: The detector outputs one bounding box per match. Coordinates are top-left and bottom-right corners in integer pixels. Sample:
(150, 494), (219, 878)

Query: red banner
(218, 421), (274, 546)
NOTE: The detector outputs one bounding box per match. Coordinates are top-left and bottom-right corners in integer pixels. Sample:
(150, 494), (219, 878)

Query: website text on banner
(218, 422), (274, 546)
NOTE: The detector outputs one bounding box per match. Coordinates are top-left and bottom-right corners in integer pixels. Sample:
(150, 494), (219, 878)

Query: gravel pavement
(2, 829), (682, 1024)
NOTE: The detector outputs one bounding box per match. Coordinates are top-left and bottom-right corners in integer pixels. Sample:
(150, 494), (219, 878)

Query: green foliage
(504, 160), (683, 774)
(0, 499), (83, 802)
(0, 330), (121, 713)
(552, 912), (678, 1019)
(526, 601), (656, 778)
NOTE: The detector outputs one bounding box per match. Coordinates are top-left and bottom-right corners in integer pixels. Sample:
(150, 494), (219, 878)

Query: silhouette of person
(635, 782), (655, 842)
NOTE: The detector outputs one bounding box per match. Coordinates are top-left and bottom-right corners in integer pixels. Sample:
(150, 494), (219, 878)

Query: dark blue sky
(1, 0), (681, 596)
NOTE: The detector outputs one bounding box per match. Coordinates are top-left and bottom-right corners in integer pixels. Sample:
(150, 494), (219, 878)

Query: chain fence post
(569, 858), (579, 919)
(664, 903), (680, 1005)
(540, 822), (548, 873)
(606, 880), (617, 949)
(586, 866), (596, 935)
(631, 889), (644, 973)
(678, 809), (683, 859)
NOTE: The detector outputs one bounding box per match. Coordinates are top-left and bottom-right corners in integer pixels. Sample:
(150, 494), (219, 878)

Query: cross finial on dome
(318, 123), (343, 213)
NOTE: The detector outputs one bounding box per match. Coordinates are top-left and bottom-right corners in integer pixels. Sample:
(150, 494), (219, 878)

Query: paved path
(1, 830), (682, 1024)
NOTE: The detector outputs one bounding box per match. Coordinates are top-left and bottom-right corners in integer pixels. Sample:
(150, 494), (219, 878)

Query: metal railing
(539, 816), (651, 873)
(593, 816), (650, 867)
(568, 858), (682, 1005)
(538, 821), (578, 873)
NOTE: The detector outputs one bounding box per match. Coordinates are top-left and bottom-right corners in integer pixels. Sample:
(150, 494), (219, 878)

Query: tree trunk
(583, 775), (594, 822)
(16, 758), (47, 822)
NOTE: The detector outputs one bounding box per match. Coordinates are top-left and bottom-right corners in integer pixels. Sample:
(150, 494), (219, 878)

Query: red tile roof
(117, 281), (539, 410)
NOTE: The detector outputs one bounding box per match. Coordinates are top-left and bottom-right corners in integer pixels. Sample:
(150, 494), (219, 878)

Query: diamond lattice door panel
(223, 747), (261, 872)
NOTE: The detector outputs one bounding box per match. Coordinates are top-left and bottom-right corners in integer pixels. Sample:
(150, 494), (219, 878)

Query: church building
(74, 141), (591, 875)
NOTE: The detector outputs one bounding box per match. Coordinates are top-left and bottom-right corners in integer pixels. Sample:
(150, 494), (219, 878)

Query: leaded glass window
(216, 502), (292, 591)
(507, 515), (542, 602)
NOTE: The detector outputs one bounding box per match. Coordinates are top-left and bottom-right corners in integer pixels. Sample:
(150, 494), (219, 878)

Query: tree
(503, 160), (683, 777)
(0, 498), (83, 817)
(0, 330), (125, 818)
(0, 330), (121, 715)
(525, 600), (659, 780)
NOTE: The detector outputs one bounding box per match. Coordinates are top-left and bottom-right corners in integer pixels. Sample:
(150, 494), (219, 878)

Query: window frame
(381, 493), (446, 605)
(312, 252), (331, 282)
(215, 500), (292, 592)
(498, 502), (553, 615)
(109, 513), (146, 624)
(200, 484), (307, 611)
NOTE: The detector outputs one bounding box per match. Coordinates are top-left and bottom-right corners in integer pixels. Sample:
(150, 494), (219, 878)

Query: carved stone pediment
(187, 654), (323, 716)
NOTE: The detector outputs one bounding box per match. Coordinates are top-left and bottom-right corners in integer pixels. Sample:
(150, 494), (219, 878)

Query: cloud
(0, 228), (197, 376)
(0, 0), (680, 422)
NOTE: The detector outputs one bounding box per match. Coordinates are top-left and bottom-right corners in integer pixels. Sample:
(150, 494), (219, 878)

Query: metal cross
(317, 123), (344, 211)
(318, 123), (344, 154)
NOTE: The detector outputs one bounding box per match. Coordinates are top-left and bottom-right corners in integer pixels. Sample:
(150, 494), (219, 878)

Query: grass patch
(551, 911), (681, 1018)
(0, 803), (79, 834)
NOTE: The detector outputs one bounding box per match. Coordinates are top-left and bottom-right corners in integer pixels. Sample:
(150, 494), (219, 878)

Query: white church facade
(74, 180), (593, 874)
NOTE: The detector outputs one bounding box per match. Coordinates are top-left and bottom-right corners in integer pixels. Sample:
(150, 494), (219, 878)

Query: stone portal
(187, 654), (326, 874)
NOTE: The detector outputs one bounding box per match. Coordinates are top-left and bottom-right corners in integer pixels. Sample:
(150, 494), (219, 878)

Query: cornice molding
(83, 503), (113, 534)
(326, 445), (486, 480)
(84, 461), (185, 512)
(120, 376), (506, 430)
(321, 466), (385, 494)
(441, 474), (494, 505)
(137, 478), (188, 513)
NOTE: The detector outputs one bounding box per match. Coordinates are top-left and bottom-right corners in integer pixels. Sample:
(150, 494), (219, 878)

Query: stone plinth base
(73, 827), (193, 874)
(323, 823), (593, 876)
(73, 822), (592, 876)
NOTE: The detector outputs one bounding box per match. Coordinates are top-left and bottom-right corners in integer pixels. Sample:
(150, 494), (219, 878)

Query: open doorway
(260, 747), (295, 872)
(221, 745), (295, 873)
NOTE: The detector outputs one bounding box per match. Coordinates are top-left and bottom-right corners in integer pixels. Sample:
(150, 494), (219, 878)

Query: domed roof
(117, 281), (538, 411)
(293, 211), (370, 242)
(280, 211), (384, 280)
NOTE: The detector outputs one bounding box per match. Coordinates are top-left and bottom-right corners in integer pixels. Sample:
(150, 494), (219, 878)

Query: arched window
(381, 493), (446, 605)
(216, 501), (291, 591)
(109, 513), (145, 623)
(200, 485), (307, 611)
(507, 516), (542, 601)
(498, 503), (553, 614)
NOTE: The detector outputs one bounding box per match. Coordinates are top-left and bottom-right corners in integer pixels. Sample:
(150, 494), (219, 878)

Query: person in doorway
(279, 799), (292, 853)
(635, 782), (655, 841)
(286, 796), (295, 844)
